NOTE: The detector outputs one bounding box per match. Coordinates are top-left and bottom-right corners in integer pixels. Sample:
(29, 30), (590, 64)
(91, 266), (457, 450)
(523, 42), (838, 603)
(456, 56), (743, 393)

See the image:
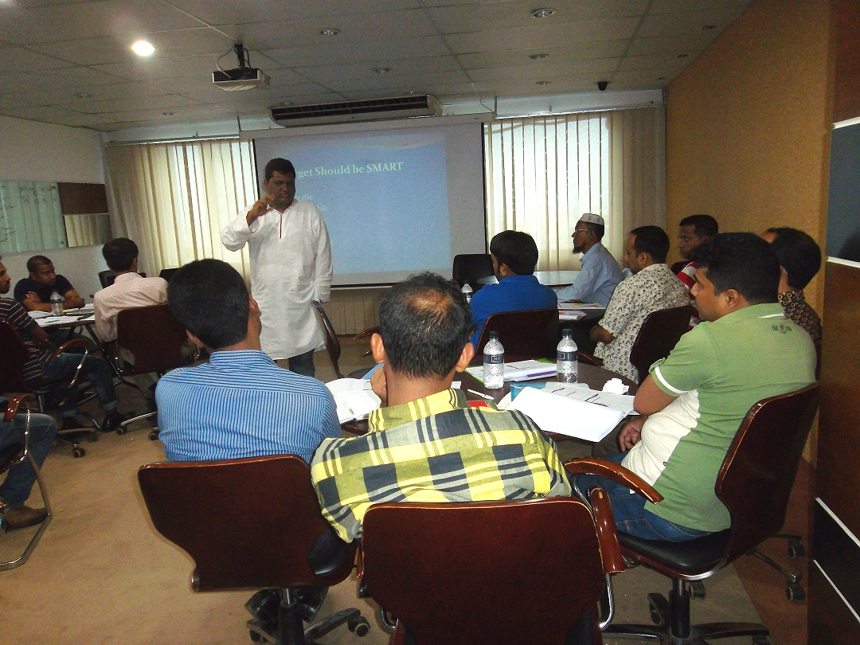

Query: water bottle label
(484, 354), (503, 365)
(557, 351), (576, 362)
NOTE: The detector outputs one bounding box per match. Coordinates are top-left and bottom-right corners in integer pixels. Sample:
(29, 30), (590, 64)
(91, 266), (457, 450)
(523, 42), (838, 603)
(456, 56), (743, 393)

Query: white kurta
(221, 200), (332, 360)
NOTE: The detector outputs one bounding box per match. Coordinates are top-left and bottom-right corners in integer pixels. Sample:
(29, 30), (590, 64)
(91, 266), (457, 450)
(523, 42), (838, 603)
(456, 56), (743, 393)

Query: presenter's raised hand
(246, 196), (272, 227)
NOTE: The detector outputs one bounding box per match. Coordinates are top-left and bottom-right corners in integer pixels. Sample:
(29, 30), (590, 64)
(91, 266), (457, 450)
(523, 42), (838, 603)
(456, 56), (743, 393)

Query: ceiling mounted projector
(212, 43), (270, 91)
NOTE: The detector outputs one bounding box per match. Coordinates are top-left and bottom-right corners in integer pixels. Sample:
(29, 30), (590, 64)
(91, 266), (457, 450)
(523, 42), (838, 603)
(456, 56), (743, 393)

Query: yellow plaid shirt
(310, 388), (572, 541)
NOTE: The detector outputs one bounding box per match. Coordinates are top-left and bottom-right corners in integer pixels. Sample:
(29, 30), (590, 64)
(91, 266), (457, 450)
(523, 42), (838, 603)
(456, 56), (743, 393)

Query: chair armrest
(51, 338), (87, 358)
(352, 326), (379, 341)
(577, 351), (602, 367)
(588, 487), (625, 574)
(564, 457), (663, 504)
(4, 394), (29, 422)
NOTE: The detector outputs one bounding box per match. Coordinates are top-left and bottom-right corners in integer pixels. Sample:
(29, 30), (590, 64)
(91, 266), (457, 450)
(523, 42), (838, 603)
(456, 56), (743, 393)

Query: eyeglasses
(573, 228), (590, 235)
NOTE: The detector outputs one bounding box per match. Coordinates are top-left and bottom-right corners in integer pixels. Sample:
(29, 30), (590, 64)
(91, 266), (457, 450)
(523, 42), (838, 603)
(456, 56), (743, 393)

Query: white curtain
(103, 138), (258, 278)
(0, 180), (67, 253)
(484, 106), (666, 268)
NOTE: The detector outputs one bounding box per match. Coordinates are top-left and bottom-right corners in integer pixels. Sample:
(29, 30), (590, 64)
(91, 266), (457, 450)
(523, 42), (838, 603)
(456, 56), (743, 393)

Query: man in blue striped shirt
(156, 259), (340, 463)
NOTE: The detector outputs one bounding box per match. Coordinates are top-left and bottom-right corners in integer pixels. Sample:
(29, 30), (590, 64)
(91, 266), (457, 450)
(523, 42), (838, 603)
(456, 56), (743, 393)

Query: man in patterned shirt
(591, 226), (689, 382)
(311, 272), (571, 542)
(673, 214), (719, 327)
(762, 227), (822, 344)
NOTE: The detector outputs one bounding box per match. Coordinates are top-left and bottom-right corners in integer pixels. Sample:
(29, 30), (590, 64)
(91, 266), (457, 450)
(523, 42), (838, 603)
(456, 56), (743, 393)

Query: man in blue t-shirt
(14, 255), (84, 312)
(469, 230), (557, 349)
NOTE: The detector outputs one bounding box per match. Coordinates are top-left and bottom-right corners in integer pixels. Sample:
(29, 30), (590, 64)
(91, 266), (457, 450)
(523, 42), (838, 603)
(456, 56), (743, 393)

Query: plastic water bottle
(461, 282), (473, 304)
(50, 291), (64, 316)
(483, 331), (505, 389)
(556, 328), (578, 383)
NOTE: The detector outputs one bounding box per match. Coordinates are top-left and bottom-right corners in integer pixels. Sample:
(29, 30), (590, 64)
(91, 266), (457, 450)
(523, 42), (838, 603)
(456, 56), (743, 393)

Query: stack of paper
(465, 360), (557, 383)
(325, 378), (382, 424)
(506, 386), (627, 442)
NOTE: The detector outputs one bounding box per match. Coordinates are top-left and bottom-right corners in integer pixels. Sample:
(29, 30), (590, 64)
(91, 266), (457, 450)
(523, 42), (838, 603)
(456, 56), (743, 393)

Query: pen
(466, 388), (494, 400)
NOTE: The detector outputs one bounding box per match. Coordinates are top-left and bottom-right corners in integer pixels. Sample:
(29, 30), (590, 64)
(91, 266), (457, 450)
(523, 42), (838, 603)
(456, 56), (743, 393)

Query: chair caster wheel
(248, 630), (263, 642)
(348, 615), (370, 637)
(73, 447), (85, 458)
(148, 430), (159, 441)
(647, 592), (669, 626)
(690, 581), (706, 599)
(116, 425), (128, 435)
(787, 538), (805, 559)
(786, 582), (806, 602)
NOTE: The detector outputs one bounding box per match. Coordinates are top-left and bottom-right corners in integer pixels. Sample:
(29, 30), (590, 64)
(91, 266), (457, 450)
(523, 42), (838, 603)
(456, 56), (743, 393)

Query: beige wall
(665, 0), (831, 314)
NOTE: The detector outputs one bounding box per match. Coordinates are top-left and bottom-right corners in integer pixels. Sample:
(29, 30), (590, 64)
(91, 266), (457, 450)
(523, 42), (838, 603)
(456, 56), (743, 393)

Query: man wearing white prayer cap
(556, 212), (622, 307)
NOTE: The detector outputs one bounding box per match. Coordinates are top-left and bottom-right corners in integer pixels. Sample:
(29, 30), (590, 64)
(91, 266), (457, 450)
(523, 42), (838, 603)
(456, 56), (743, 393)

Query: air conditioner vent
(271, 95), (441, 127)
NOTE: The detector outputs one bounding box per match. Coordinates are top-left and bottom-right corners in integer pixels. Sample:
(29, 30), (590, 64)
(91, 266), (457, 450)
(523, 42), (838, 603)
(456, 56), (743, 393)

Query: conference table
(477, 269), (580, 288)
(341, 361), (637, 441)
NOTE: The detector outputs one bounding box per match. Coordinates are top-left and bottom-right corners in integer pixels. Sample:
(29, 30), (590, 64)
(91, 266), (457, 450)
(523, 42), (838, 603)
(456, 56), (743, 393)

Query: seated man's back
(311, 272), (571, 542)
(470, 230), (557, 347)
(156, 259), (340, 463)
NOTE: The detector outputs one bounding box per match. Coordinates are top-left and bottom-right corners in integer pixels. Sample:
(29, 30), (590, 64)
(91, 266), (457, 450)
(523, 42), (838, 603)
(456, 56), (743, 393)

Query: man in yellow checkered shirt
(310, 272), (572, 542)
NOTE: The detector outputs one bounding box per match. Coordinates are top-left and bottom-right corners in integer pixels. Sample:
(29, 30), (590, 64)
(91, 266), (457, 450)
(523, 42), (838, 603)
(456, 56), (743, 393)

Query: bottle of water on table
(461, 282), (473, 304)
(50, 290), (64, 316)
(556, 328), (578, 383)
(483, 331), (505, 389)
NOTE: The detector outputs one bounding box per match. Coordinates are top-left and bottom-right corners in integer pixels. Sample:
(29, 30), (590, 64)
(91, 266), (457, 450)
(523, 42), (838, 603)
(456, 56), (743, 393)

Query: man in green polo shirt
(577, 233), (816, 541)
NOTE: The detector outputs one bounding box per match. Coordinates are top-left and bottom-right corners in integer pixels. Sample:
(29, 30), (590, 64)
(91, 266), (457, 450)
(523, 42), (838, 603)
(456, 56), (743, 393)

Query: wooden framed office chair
(566, 383), (820, 644)
(0, 321), (98, 457)
(97, 270), (116, 288)
(310, 301), (374, 379)
(628, 304), (694, 384)
(113, 304), (190, 439)
(359, 493), (629, 644)
(452, 253), (494, 292)
(0, 395), (53, 570)
(157, 267), (179, 282)
(138, 455), (369, 644)
(470, 307), (559, 363)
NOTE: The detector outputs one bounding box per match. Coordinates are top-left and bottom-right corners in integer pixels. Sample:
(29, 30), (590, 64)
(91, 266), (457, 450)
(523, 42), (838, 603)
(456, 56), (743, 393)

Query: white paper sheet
(325, 378), (382, 424)
(507, 387), (627, 442)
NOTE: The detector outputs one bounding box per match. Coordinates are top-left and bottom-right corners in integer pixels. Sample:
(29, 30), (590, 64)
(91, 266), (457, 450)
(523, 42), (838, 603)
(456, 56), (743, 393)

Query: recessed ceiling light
(676, 53), (689, 58)
(536, 80), (551, 86)
(372, 66), (391, 75)
(530, 8), (556, 19)
(74, 91), (94, 99)
(657, 76), (666, 81)
(702, 24), (716, 31)
(319, 27), (340, 37)
(162, 112), (175, 117)
(130, 39), (155, 57)
(529, 53), (549, 60)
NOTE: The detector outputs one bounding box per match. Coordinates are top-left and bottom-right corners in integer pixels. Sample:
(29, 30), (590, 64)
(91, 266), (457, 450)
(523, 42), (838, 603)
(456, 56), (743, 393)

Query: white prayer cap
(578, 212), (605, 226)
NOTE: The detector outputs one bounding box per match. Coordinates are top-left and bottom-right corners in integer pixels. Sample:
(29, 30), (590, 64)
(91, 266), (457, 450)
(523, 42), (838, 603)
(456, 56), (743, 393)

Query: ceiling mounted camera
(597, 80), (608, 91)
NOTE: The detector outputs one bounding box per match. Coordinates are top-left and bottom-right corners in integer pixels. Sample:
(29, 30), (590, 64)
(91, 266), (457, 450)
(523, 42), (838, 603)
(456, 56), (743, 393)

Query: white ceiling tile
(0, 45), (76, 71)
(637, 6), (750, 38)
(165, 0), (421, 25)
(626, 33), (721, 56)
(456, 40), (629, 69)
(298, 56), (463, 84)
(261, 37), (451, 68)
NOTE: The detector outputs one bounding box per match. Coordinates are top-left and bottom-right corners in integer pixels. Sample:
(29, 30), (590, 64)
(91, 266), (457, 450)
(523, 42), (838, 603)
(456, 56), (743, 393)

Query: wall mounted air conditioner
(270, 95), (442, 127)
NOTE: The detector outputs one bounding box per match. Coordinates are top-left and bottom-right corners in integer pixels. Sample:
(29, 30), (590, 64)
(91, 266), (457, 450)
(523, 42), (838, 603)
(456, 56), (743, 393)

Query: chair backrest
(361, 498), (606, 644)
(98, 270), (116, 288)
(452, 253), (494, 289)
(629, 305), (694, 384)
(717, 383), (820, 564)
(115, 304), (189, 375)
(311, 301), (343, 379)
(138, 454), (356, 591)
(0, 321), (32, 392)
(158, 268), (179, 282)
(471, 308), (560, 363)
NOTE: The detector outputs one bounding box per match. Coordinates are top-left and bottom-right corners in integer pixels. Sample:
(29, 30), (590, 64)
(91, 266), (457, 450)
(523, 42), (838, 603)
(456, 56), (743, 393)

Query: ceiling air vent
(270, 95), (442, 127)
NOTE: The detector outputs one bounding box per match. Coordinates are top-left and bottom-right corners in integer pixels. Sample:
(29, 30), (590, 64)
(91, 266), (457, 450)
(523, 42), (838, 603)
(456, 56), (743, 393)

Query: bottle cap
(562, 328), (571, 337)
(489, 331), (498, 340)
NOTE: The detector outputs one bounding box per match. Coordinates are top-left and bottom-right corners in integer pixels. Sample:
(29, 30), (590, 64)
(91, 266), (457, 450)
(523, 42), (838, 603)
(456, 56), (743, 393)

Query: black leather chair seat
(619, 530), (731, 573)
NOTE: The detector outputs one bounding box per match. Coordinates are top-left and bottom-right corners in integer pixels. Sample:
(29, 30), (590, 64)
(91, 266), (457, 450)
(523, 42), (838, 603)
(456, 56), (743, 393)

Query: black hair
(765, 227), (821, 290)
(489, 230), (539, 275)
(695, 233), (779, 304)
(167, 259), (249, 350)
(679, 214), (719, 239)
(102, 238), (139, 272)
(26, 255), (52, 273)
(379, 272), (471, 379)
(630, 225), (670, 263)
(264, 158), (296, 181)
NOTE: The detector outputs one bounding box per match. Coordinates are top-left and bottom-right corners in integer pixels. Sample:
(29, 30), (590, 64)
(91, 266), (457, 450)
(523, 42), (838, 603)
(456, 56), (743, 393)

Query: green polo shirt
(622, 303), (816, 532)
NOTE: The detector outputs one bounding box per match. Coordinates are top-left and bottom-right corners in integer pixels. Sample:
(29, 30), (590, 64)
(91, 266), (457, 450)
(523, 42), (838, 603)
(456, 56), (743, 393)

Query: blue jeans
(0, 412), (56, 507)
(40, 353), (118, 418)
(575, 452), (709, 542)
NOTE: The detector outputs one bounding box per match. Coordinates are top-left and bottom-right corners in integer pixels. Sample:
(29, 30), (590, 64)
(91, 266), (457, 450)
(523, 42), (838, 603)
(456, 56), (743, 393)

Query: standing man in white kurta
(221, 158), (332, 377)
